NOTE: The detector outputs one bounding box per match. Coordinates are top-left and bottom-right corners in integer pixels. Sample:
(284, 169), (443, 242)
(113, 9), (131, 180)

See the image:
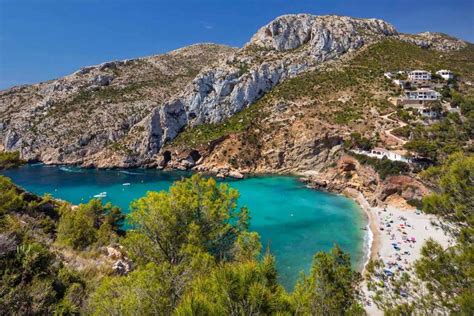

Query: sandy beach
(343, 188), (453, 315)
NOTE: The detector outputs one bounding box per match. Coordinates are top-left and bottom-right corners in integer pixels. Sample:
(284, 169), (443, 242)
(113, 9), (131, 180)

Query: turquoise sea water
(1, 164), (368, 289)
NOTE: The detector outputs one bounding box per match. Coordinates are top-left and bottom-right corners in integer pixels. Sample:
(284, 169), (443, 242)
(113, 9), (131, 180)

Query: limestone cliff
(0, 44), (235, 166)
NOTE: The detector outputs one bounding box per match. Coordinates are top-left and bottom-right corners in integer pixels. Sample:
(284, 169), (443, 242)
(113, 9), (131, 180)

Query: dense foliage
(88, 174), (362, 315)
(292, 246), (364, 315)
(57, 199), (124, 250)
(0, 176), (87, 314)
(175, 255), (292, 315)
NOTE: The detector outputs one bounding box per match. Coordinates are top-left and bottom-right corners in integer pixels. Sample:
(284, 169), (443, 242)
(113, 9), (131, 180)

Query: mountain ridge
(0, 14), (469, 169)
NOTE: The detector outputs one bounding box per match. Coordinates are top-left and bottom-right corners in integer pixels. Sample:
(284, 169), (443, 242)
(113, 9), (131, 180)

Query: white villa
(405, 88), (440, 101)
(408, 70), (431, 81)
(351, 148), (410, 163)
(436, 69), (454, 81)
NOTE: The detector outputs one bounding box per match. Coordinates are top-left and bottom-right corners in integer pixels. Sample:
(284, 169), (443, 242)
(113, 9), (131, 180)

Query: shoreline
(5, 163), (445, 274)
(342, 188), (380, 272)
(5, 163), (379, 269)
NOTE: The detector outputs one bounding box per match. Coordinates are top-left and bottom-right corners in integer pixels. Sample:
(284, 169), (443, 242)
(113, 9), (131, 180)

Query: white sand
(361, 203), (453, 315)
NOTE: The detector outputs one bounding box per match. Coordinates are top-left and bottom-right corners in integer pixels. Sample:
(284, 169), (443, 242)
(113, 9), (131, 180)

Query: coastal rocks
(378, 175), (430, 202)
(305, 154), (431, 207)
(103, 245), (133, 275)
(228, 170), (244, 179)
(304, 154), (380, 201)
(112, 259), (132, 275)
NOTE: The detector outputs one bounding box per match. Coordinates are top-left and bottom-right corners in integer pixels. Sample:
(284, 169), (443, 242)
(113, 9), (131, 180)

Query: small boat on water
(123, 183), (131, 186)
(93, 192), (107, 198)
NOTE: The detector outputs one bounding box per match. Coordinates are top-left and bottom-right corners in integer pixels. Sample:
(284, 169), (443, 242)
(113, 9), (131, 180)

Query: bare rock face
(135, 15), (399, 158)
(338, 156), (357, 172)
(250, 14), (397, 54)
(378, 175), (430, 202)
(399, 32), (468, 51)
(0, 44), (235, 166)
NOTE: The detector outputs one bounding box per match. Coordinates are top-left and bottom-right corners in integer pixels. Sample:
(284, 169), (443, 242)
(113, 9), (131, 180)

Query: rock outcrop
(399, 32), (468, 51)
(303, 155), (430, 207)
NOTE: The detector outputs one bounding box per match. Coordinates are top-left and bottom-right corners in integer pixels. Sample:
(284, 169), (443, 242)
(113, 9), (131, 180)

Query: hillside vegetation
(0, 151), (24, 170)
(170, 40), (473, 176)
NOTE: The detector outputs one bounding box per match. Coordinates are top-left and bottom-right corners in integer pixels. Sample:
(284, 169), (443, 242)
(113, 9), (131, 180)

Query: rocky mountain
(0, 44), (235, 165)
(0, 14), (470, 171)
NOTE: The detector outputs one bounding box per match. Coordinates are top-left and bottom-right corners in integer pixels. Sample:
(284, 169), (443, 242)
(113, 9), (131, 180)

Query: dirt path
(381, 111), (407, 146)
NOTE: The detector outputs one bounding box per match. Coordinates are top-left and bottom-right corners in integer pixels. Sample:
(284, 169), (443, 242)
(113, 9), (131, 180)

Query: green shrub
(0, 151), (25, 170)
(352, 153), (410, 179)
(57, 200), (124, 250)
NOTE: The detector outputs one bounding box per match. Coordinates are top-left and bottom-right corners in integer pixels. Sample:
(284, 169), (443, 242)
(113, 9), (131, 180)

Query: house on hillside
(404, 88), (440, 102)
(408, 70), (431, 82)
(392, 88), (441, 107)
(436, 69), (454, 81)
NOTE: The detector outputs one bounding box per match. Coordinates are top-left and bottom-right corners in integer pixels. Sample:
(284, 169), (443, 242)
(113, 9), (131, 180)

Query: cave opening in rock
(162, 151), (172, 164)
(189, 150), (201, 162)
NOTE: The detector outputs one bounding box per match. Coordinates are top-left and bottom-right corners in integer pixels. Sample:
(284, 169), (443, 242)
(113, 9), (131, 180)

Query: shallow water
(1, 164), (368, 290)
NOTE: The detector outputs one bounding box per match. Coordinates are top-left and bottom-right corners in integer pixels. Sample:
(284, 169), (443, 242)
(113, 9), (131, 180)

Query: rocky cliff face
(0, 14), (468, 168)
(0, 44), (235, 166)
(129, 15), (398, 162)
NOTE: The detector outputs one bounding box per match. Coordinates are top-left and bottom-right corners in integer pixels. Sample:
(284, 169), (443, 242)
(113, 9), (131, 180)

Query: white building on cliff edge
(408, 70), (431, 81)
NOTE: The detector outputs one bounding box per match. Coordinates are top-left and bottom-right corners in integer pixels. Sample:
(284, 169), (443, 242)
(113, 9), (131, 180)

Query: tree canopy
(292, 245), (364, 315)
(124, 174), (254, 266)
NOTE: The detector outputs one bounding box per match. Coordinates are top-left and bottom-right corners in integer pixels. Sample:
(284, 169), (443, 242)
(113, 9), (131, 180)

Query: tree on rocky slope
(90, 174), (263, 314)
(0, 176), (88, 315)
(57, 199), (124, 250)
(0, 151), (24, 170)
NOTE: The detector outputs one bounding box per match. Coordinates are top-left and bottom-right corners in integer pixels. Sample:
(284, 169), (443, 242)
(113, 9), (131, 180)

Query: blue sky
(1, 0), (473, 89)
